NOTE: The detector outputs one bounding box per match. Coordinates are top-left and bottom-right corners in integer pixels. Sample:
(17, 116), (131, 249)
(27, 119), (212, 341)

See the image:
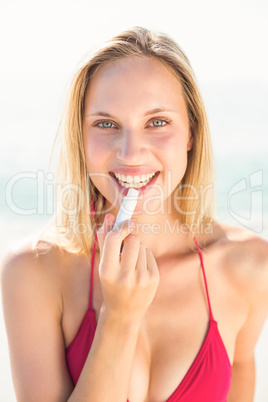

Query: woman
(1, 26), (268, 402)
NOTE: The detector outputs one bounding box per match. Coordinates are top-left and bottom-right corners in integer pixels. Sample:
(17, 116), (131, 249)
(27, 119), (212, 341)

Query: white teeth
(114, 172), (156, 184)
(112, 172), (157, 189)
(133, 176), (141, 184)
(126, 175), (133, 183)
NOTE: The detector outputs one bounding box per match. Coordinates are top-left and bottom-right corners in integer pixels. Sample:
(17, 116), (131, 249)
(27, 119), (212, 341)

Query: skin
(1, 56), (268, 402)
(82, 56), (193, 257)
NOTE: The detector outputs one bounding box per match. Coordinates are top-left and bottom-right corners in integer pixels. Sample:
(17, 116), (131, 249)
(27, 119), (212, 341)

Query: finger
(135, 243), (147, 273)
(102, 220), (136, 265)
(97, 214), (115, 255)
(146, 249), (160, 280)
(120, 234), (141, 273)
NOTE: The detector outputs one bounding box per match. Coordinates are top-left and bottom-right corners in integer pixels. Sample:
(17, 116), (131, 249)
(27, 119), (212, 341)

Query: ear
(187, 128), (194, 151)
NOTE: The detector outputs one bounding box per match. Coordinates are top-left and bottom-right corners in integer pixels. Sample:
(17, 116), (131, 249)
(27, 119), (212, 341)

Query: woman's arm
(1, 248), (74, 401)
(227, 355), (255, 402)
(68, 307), (141, 402)
(227, 237), (268, 402)
(1, 216), (159, 402)
(1, 256), (140, 402)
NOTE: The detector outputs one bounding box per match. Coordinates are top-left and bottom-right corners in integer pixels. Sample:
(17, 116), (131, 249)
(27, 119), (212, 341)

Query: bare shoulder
(1, 237), (93, 323)
(222, 223), (268, 256)
(205, 223), (268, 363)
(0, 239), (72, 321)
(1, 239), (62, 271)
(219, 223), (268, 276)
(205, 222), (268, 304)
(0, 239), (75, 400)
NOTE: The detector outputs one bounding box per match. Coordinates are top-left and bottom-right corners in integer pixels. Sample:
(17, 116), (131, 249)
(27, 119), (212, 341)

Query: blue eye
(98, 121), (116, 128)
(149, 119), (168, 127)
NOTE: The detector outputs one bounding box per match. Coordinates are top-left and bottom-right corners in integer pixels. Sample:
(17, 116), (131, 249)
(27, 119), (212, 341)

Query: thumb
(96, 213), (116, 255)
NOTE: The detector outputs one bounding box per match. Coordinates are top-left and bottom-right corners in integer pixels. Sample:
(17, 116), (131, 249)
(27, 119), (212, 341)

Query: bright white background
(0, 0), (267, 400)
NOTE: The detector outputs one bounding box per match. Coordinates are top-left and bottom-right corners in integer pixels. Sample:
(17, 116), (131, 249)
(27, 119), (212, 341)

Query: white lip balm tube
(113, 188), (139, 228)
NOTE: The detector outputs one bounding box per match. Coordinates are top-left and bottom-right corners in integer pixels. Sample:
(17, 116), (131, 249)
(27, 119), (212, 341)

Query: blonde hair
(36, 26), (214, 255)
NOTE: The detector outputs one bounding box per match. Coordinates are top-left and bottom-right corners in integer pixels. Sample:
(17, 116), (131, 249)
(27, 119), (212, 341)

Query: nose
(115, 129), (149, 163)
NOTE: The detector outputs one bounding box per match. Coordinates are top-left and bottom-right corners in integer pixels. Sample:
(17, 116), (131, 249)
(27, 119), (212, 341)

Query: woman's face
(82, 56), (193, 216)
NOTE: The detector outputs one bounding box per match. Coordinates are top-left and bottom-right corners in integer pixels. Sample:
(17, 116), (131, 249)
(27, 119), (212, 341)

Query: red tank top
(66, 234), (232, 401)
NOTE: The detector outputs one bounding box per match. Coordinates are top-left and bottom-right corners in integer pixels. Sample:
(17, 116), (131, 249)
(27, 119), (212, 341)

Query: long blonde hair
(37, 26), (214, 255)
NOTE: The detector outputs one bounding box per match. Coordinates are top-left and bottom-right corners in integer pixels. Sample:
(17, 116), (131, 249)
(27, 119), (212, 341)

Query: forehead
(84, 56), (186, 113)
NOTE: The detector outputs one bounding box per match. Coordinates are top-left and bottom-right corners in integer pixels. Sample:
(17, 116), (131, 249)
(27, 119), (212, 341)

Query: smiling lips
(109, 171), (160, 193)
(112, 172), (158, 188)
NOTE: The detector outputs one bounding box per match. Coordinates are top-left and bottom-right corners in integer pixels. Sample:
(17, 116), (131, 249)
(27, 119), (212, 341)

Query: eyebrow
(145, 107), (178, 116)
(85, 107), (179, 118)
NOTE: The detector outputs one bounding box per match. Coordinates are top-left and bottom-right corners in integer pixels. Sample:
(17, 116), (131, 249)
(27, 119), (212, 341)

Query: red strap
(194, 237), (214, 320)
(89, 231), (98, 310)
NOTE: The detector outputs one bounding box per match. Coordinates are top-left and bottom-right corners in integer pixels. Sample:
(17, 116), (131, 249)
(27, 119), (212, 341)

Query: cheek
(153, 133), (188, 162)
(83, 137), (116, 198)
(155, 135), (188, 187)
(83, 135), (111, 172)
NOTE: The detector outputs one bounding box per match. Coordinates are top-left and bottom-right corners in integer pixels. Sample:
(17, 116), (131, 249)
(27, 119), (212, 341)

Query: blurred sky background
(0, 0), (268, 400)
